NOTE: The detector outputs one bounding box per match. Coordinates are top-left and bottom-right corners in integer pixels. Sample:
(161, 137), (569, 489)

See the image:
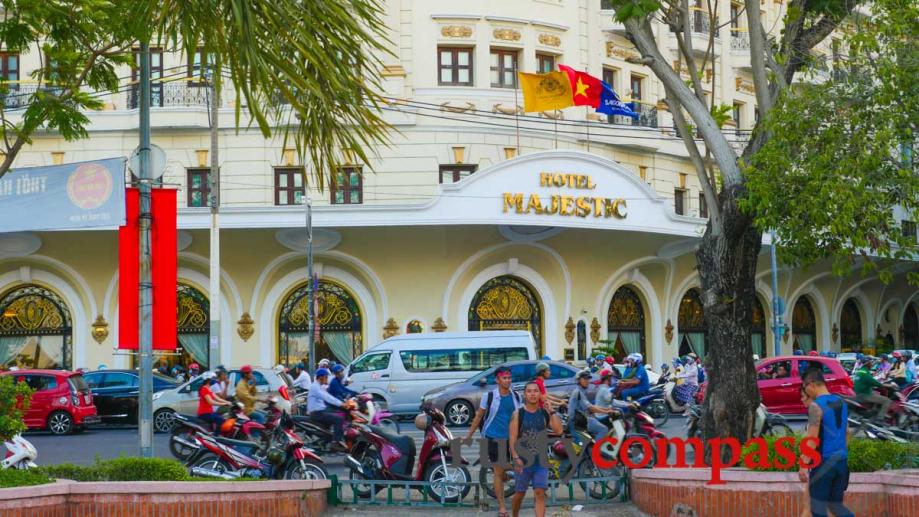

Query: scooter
(169, 401), (270, 461)
(610, 379), (669, 426)
(686, 403), (790, 439)
(345, 406), (471, 503)
(2, 434), (37, 469)
(187, 412), (328, 480)
(353, 393), (400, 434)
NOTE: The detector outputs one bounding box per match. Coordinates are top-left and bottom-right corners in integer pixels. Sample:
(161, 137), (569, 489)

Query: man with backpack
(464, 366), (520, 517)
(568, 370), (613, 441)
(509, 381), (564, 517)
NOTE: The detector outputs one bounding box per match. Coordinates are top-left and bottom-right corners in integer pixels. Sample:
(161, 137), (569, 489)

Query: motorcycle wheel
(623, 433), (658, 468)
(169, 427), (198, 461)
(647, 400), (670, 427)
(285, 459), (328, 480)
(479, 466), (516, 499)
(189, 453), (231, 478)
(762, 423), (794, 438)
(348, 448), (381, 499)
(424, 461), (470, 503)
(378, 418), (400, 434)
(576, 459), (623, 500)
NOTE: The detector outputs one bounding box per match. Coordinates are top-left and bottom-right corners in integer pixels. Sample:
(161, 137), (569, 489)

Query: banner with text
(0, 157), (126, 233)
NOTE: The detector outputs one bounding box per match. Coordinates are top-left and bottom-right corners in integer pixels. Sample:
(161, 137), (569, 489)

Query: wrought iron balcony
(126, 82), (212, 109)
(1, 84), (66, 110)
(609, 102), (658, 128)
(731, 31), (750, 51)
(692, 11), (720, 38)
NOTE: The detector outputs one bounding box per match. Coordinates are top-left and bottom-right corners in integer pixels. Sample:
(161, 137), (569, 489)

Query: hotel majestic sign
(502, 172), (628, 219)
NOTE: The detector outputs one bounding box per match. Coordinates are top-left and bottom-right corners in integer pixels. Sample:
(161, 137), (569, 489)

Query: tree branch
(745, 0), (774, 114)
(667, 93), (722, 225)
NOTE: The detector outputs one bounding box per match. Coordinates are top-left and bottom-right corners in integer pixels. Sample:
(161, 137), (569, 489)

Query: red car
(1, 369), (100, 435)
(697, 356), (855, 414)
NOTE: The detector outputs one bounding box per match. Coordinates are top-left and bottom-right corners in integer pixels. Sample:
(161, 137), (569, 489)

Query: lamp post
(137, 41), (154, 458)
(770, 229), (784, 357)
(206, 65), (221, 369)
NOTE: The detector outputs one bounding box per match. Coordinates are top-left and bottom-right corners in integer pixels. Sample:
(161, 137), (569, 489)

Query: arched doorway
(468, 275), (543, 356)
(278, 280), (363, 366)
(607, 286), (646, 360)
(905, 303), (919, 348)
(792, 297), (817, 352)
(678, 288), (706, 358)
(751, 296), (766, 358)
(137, 283), (210, 372)
(840, 299), (862, 352)
(0, 284), (73, 370)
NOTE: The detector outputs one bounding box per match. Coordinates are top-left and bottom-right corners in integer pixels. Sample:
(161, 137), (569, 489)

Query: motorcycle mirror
(478, 378), (487, 386)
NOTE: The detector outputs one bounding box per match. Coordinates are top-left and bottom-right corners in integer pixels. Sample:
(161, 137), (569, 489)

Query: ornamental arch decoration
(677, 288), (706, 358)
(278, 280), (363, 366)
(606, 286), (646, 360)
(468, 275), (543, 356)
(0, 284), (72, 370)
(792, 297), (817, 352)
(840, 298), (863, 351)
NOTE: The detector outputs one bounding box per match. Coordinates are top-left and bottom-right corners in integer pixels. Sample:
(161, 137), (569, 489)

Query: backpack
(571, 389), (589, 430)
(479, 389), (521, 432)
(515, 407), (550, 438)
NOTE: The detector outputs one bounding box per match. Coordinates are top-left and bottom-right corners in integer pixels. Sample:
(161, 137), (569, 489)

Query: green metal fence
(327, 473), (629, 508)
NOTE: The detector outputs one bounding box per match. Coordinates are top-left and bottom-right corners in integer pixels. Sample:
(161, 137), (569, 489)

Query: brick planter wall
(0, 478), (329, 517)
(630, 468), (919, 517)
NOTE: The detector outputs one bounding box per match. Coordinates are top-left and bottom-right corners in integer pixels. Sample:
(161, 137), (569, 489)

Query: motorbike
(661, 370), (698, 415)
(353, 393), (400, 434)
(609, 379), (669, 426)
(848, 415), (909, 443)
(169, 400), (273, 461)
(345, 406), (471, 503)
(844, 383), (919, 431)
(2, 434), (38, 470)
(187, 412), (328, 480)
(686, 403), (791, 439)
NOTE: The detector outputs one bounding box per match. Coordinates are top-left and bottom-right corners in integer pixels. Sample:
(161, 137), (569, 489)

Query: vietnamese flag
(558, 64), (603, 108)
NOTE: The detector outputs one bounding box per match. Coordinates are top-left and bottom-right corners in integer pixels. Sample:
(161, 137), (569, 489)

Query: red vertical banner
(151, 189), (177, 351)
(118, 188), (140, 350)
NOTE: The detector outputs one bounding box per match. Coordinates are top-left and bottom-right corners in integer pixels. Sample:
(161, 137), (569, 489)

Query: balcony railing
(731, 30), (750, 51)
(609, 102), (658, 128)
(692, 10), (720, 38)
(1, 84), (66, 110)
(126, 82), (212, 110)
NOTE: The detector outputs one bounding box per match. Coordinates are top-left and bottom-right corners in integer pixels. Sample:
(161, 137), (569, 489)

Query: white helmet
(201, 371), (217, 380)
(318, 358), (331, 368)
(273, 364), (286, 373)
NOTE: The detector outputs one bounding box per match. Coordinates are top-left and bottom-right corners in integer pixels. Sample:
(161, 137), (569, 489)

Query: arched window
(840, 299), (862, 352)
(607, 286), (646, 360)
(678, 288), (706, 358)
(905, 303), (919, 348)
(468, 276), (543, 356)
(279, 280), (363, 365)
(792, 297), (817, 352)
(0, 285), (72, 370)
(751, 297), (767, 357)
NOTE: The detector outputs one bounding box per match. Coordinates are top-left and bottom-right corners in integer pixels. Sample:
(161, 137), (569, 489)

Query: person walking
(800, 368), (854, 517)
(509, 382), (563, 517)
(464, 366), (521, 517)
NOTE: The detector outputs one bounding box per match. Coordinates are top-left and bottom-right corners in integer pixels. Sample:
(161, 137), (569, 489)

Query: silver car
(152, 366), (295, 433)
(420, 360), (597, 427)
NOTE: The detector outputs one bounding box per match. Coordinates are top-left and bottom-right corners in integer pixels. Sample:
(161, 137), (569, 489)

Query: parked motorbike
(686, 403), (791, 439)
(2, 434), (38, 470)
(345, 406), (471, 503)
(169, 401), (272, 461)
(848, 415), (909, 443)
(187, 412), (328, 480)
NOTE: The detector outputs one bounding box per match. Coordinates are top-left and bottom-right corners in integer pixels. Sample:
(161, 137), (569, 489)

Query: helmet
(596, 355), (605, 362)
(318, 359), (331, 368)
(536, 362), (549, 374)
(542, 355), (552, 361)
(240, 365), (253, 374)
(605, 356), (614, 365)
(273, 364), (286, 373)
(315, 368), (330, 378)
(97, 364), (107, 370)
(189, 363), (200, 370)
(331, 364), (345, 374)
(752, 354), (760, 361)
(672, 357), (682, 366)
(201, 371), (217, 380)
(892, 351), (903, 359)
(808, 350), (819, 356)
(266, 447), (285, 465)
(793, 349), (803, 356)
(633, 352), (644, 364)
(576, 370), (592, 381)
(414, 413), (432, 431)
(856, 353), (864, 361)
(687, 353), (697, 360)
(586, 357), (595, 366)
(296, 362), (305, 370)
(660, 364), (670, 374)
(551, 440), (568, 458)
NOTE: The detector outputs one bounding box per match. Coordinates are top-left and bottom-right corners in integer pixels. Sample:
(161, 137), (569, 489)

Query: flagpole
(514, 68), (521, 153)
(585, 107), (591, 152)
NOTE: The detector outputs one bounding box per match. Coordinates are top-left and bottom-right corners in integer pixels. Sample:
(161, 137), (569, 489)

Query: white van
(345, 331), (537, 414)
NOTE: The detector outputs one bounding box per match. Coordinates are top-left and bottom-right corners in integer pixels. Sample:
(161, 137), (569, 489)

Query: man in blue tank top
(800, 368), (854, 517)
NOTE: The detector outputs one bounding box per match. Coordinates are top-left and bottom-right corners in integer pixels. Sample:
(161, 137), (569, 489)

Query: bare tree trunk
(697, 184), (763, 449)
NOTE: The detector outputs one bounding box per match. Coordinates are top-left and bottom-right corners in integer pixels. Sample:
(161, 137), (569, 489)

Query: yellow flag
(518, 71), (574, 113)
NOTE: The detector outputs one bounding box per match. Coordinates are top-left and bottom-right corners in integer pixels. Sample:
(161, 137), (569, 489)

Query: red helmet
(240, 365), (253, 374)
(604, 356), (614, 364)
(892, 351), (903, 359)
(807, 351), (819, 356)
(189, 363), (200, 370)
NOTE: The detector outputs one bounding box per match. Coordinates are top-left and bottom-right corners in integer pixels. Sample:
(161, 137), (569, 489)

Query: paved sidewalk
(327, 502), (651, 517)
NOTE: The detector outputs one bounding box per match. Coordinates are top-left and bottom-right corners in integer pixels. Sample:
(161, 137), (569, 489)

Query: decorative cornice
(606, 41), (640, 61)
(735, 77), (755, 94)
(440, 25), (473, 38)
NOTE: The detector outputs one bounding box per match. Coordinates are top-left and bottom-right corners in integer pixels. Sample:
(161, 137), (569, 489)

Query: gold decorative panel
(176, 286), (208, 331)
(606, 41), (640, 61)
(0, 295), (66, 332)
(493, 28), (522, 41)
(678, 289), (705, 329)
(475, 286), (533, 320)
(441, 25), (473, 38)
(538, 33), (561, 47)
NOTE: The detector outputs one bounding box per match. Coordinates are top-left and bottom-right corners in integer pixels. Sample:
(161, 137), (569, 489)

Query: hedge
(0, 468), (52, 488)
(741, 434), (919, 472)
(38, 457), (191, 482)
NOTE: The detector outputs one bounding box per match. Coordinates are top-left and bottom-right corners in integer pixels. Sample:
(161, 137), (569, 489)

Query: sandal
(498, 512), (510, 517)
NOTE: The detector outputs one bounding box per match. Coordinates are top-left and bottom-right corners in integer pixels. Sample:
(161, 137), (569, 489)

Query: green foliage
(740, 435), (919, 473)
(607, 0), (662, 22)
(39, 457), (192, 481)
(0, 468), (52, 488)
(0, 0), (393, 186)
(742, 0), (919, 286)
(0, 375), (33, 441)
(710, 104), (733, 129)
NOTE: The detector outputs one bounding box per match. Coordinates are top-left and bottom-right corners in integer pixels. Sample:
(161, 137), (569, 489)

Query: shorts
(514, 464), (549, 492)
(487, 438), (511, 465)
